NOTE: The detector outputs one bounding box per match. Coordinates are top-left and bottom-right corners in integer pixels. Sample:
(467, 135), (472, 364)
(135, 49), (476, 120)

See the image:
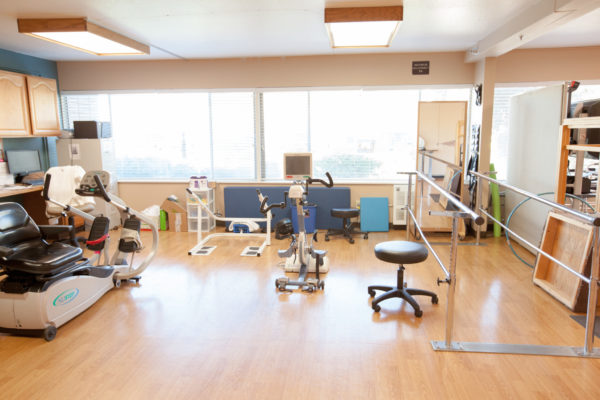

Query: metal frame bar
(418, 150), (463, 172)
(478, 208), (590, 283)
(187, 189), (271, 256)
(433, 170), (600, 358)
(399, 170), (483, 349)
(470, 170), (600, 227)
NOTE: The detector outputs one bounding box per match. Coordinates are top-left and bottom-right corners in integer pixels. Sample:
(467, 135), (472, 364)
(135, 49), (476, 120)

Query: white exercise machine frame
(186, 188), (271, 256)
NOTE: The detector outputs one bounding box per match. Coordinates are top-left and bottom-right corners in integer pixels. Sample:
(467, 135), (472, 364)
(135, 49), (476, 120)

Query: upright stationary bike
(259, 170), (334, 292)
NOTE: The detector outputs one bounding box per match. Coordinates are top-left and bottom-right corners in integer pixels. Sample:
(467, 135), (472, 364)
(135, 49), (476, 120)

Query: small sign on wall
(70, 143), (81, 160)
(412, 61), (429, 75)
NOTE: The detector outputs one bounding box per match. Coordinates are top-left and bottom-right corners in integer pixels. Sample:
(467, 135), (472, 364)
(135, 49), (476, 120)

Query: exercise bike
(0, 170), (158, 341)
(259, 172), (334, 293)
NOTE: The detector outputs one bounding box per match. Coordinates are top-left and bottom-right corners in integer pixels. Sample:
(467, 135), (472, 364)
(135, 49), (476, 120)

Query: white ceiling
(0, 0), (598, 61)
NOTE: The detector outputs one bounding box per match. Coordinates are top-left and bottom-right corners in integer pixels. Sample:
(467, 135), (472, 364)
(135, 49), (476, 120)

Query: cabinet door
(0, 71), (31, 136)
(26, 76), (61, 136)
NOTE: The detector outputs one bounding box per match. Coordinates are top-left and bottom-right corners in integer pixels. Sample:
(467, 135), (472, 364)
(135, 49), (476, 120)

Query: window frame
(60, 84), (472, 183)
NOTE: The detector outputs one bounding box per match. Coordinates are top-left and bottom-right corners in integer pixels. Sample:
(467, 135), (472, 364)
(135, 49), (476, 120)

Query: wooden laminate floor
(1, 228), (599, 399)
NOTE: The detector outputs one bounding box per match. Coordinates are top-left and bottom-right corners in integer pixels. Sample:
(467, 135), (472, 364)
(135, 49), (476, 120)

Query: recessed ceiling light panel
(325, 6), (403, 48)
(17, 18), (149, 56)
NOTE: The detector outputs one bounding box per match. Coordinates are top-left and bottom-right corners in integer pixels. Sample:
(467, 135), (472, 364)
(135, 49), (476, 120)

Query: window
(262, 91), (310, 179)
(61, 86), (470, 181)
(110, 93), (212, 180)
(210, 92), (256, 179)
(62, 92), (253, 180)
(310, 89), (419, 180)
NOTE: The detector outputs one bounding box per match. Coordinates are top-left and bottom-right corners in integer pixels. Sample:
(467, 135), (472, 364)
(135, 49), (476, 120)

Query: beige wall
(58, 52), (474, 90)
(496, 46), (600, 83)
(119, 181), (396, 223)
(69, 47), (600, 224)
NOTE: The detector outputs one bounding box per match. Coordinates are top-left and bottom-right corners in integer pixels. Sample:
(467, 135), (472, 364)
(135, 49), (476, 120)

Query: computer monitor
(5, 150), (42, 182)
(283, 153), (312, 180)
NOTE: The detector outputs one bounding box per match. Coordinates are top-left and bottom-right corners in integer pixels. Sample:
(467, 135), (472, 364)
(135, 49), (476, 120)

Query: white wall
(505, 85), (564, 248)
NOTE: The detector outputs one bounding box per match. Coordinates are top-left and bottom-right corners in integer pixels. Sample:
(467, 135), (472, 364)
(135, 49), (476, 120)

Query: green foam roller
(489, 163), (501, 237)
(159, 210), (167, 231)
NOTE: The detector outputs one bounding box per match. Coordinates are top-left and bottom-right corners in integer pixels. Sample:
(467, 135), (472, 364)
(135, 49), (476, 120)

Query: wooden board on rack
(533, 211), (594, 312)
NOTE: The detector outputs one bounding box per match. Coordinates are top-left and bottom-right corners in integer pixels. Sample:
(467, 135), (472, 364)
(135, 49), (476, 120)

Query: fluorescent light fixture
(325, 6), (403, 48)
(17, 18), (149, 56)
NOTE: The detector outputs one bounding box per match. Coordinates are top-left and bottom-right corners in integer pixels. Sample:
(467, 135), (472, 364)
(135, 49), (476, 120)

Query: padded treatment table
(224, 186), (350, 229)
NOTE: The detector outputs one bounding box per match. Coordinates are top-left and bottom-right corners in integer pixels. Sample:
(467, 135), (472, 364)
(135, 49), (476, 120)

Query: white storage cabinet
(187, 188), (215, 232)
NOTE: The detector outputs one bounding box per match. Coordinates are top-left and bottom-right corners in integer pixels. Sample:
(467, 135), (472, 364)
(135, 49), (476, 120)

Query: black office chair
(324, 208), (368, 244)
(368, 241), (438, 317)
(0, 203), (90, 292)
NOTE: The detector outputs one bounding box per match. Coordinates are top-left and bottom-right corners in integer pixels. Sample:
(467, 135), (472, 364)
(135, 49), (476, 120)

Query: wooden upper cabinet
(0, 70), (32, 136)
(26, 75), (61, 136)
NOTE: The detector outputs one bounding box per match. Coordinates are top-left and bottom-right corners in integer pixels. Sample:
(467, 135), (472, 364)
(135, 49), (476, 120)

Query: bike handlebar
(93, 174), (112, 202)
(308, 172), (334, 188)
(257, 189), (287, 215)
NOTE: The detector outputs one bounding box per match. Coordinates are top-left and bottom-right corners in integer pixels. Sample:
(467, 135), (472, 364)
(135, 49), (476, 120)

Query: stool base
(368, 266), (438, 317)
(325, 220), (368, 244)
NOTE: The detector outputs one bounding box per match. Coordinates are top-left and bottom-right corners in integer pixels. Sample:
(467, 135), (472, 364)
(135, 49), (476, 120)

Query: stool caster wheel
(325, 235), (330, 242)
(414, 309), (423, 318)
(368, 289), (376, 297)
(363, 233), (368, 239)
(318, 281), (325, 290)
(432, 296), (439, 304)
(349, 238), (355, 244)
(372, 304), (381, 312)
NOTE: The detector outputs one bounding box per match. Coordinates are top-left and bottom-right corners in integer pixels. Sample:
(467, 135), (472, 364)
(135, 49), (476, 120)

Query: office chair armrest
(38, 225), (75, 239)
(0, 245), (15, 259)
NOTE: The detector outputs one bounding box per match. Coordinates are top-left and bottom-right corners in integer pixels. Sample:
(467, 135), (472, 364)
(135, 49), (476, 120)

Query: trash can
(290, 205), (317, 233)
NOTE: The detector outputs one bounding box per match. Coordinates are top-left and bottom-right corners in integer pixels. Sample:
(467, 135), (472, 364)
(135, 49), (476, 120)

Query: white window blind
(110, 93), (211, 179)
(210, 92), (256, 180)
(61, 86), (471, 181)
(262, 91), (310, 179)
(310, 89), (420, 180)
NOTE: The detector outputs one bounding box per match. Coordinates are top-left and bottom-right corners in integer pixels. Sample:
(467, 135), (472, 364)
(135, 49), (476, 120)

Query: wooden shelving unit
(555, 117), (600, 207)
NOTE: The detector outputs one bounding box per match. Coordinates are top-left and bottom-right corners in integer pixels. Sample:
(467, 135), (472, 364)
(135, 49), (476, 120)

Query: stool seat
(330, 208), (360, 218)
(325, 208), (367, 244)
(369, 240), (437, 317)
(374, 241), (428, 264)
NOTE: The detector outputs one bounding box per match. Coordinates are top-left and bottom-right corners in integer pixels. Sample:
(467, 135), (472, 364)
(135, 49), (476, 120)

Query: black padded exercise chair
(0, 202), (92, 292)
(368, 241), (438, 317)
(324, 208), (368, 244)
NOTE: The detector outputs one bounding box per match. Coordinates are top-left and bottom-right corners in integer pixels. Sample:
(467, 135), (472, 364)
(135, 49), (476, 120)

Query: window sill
(117, 179), (408, 185)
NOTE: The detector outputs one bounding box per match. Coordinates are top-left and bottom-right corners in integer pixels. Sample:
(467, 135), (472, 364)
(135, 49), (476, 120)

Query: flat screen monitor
(6, 150), (42, 176)
(283, 153), (312, 180)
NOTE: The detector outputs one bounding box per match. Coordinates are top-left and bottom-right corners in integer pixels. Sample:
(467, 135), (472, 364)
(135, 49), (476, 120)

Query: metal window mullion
(255, 91), (264, 181)
(208, 93), (215, 180)
(307, 92), (311, 152)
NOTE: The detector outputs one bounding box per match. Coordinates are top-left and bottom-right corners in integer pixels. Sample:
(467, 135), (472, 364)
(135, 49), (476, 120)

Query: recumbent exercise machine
(0, 170), (158, 341)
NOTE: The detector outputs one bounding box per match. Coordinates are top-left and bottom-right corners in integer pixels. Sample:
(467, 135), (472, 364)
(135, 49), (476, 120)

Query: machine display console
(76, 170), (112, 196)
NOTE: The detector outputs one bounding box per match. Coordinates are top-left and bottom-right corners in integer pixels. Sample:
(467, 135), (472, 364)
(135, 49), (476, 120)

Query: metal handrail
(399, 169), (472, 347)
(417, 171), (484, 225)
(470, 170), (600, 226)
(418, 150), (463, 171)
(453, 169), (600, 358)
(478, 208), (590, 283)
(406, 206), (450, 278)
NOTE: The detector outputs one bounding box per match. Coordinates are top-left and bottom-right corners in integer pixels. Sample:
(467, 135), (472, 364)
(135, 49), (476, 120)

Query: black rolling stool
(325, 208), (368, 244)
(368, 241), (438, 317)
